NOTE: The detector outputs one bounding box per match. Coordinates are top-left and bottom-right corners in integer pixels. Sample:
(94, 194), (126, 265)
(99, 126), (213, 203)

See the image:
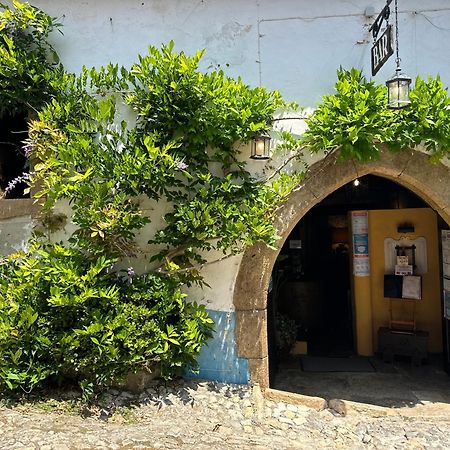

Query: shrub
(0, 240), (213, 395)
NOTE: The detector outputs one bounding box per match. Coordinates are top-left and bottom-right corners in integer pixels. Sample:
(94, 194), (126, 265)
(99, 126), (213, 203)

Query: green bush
(0, 1), (296, 397)
(0, 0), (61, 115)
(0, 240), (213, 395)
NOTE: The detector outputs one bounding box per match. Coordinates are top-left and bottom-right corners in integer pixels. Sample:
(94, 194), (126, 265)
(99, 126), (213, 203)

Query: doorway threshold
(270, 354), (450, 412)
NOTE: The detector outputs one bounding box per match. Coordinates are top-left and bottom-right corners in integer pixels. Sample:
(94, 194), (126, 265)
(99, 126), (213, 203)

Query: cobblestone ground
(1, 379), (450, 449)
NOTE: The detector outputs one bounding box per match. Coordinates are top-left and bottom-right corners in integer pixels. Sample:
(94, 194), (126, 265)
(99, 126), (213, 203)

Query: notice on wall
(352, 210), (369, 235)
(444, 263), (450, 279)
(402, 275), (422, 300)
(445, 291), (450, 320)
(351, 211), (370, 277)
(442, 230), (450, 319)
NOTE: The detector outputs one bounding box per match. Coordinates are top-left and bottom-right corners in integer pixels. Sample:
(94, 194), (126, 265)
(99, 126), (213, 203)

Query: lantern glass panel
(255, 139), (265, 157)
(387, 75), (411, 109)
(251, 134), (271, 159)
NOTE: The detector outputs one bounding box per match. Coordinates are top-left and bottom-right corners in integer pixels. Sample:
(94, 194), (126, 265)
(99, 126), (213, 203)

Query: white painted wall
(3, 0), (449, 312)
(30, 0), (450, 107)
(0, 216), (34, 255)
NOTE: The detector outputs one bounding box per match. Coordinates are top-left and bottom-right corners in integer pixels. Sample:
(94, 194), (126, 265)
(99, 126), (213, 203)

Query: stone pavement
(1, 379), (450, 449)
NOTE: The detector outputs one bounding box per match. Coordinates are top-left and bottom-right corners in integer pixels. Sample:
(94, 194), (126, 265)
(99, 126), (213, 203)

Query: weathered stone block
(399, 151), (450, 211)
(234, 243), (272, 311)
(264, 388), (327, 411)
(236, 309), (268, 359)
(248, 357), (269, 388)
(123, 369), (160, 393)
(357, 146), (413, 179)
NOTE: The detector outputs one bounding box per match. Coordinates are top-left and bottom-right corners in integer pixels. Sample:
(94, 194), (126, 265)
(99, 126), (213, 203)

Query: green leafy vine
(0, 1), (300, 396)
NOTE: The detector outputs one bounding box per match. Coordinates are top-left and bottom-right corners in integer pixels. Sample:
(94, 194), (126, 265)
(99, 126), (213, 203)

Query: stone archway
(233, 148), (450, 388)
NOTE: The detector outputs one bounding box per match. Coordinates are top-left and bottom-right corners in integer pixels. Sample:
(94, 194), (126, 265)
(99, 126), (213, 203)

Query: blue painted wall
(186, 309), (250, 385)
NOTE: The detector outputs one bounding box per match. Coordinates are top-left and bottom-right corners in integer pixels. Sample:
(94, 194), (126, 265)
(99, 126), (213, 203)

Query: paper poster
(395, 265), (413, 276)
(351, 211), (369, 234)
(441, 231), (450, 319)
(402, 275), (422, 300)
(445, 290), (450, 320)
(442, 230), (450, 243)
(354, 259), (370, 276)
(351, 211), (370, 277)
(442, 231), (450, 264)
(444, 278), (450, 293)
(443, 249), (450, 265)
(397, 256), (409, 266)
(353, 234), (369, 256)
(444, 263), (450, 279)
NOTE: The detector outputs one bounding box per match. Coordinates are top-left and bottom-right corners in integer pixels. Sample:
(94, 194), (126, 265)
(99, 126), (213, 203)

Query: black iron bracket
(368, 0), (393, 41)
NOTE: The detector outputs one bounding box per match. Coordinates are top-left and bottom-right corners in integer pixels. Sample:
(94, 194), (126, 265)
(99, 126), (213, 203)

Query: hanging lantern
(386, 68), (411, 109)
(250, 131), (271, 160)
(385, 0), (412, 109)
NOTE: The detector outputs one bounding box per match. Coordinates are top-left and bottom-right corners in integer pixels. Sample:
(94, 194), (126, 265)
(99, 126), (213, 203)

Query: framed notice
(402, 275), (422, 300)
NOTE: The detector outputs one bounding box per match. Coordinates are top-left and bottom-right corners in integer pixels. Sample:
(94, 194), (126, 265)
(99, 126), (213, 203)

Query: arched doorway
(233, 149), (450, 389)
(270, 174), (431, 361)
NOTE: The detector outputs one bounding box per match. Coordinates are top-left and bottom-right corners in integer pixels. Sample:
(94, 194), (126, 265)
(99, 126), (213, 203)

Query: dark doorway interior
(268, 175), (428, 383)
(0, 112), (29, 198)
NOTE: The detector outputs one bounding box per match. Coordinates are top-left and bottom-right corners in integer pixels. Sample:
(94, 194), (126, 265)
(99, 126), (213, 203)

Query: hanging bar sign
(371, 25), (394, 76)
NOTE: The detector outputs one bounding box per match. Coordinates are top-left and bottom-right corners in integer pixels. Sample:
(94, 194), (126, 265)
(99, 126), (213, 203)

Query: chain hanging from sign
(385, 0), (412, 109)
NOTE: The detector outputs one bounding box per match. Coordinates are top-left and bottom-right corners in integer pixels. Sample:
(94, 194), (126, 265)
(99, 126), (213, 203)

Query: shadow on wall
(185, 309), (250, 385)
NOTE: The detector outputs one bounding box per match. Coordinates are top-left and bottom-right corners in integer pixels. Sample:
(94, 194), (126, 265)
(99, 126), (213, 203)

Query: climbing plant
(0, 1), (300, 396)
(303, 67), (450, 161)
(0, 0), (61, 116)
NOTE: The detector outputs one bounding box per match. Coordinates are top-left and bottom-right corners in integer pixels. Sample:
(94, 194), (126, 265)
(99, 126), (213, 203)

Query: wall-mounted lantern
(250, 131), (271, 160)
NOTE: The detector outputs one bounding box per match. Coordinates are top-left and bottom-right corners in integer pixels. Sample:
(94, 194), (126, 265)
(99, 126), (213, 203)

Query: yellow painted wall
(367, 208), (442, 353)
(353, 275), (373, 355)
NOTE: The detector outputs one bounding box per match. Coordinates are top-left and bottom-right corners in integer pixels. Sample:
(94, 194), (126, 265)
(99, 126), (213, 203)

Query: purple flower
(176, 161), (188, 170)
(127, 267), (135, 284)
(4, 172), (31, 194)
(23, 144), (33, 158)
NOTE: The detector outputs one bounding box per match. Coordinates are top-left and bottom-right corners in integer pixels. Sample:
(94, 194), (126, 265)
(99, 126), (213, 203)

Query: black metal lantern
(386, 68), (411, 109)
(385, 0), (412, 109)
(250, 131), (271, 160)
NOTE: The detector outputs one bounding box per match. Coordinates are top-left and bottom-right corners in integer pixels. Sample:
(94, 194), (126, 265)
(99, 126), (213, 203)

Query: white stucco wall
(29, 0), (450, 108)
(3, 0), (450, 313)
(0, 216), (34, 255)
